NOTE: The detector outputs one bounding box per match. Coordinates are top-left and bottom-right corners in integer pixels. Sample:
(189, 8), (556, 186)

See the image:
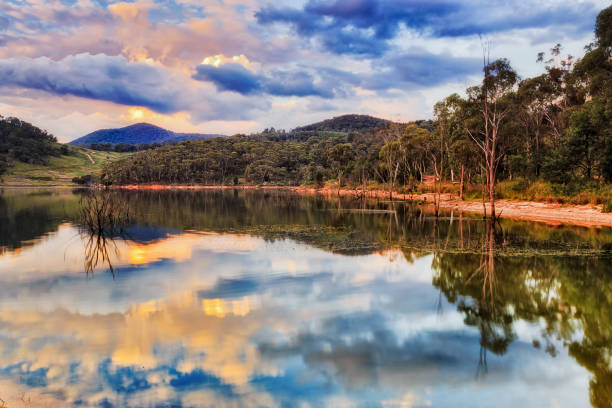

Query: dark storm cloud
(256, 0), (600, 56)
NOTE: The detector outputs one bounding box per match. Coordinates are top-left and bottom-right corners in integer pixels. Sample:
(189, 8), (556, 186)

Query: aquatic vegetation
(79, 190), (130, 236)
(78, 190), (131, 275)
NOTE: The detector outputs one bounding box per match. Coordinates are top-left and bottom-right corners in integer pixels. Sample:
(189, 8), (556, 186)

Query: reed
(79, 190), (131, 275)
(79, 190), (130, 235)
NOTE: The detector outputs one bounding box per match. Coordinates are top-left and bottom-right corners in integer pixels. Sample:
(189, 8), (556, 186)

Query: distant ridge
(293, 114), (394, 132)
(69, 123), (223, 146)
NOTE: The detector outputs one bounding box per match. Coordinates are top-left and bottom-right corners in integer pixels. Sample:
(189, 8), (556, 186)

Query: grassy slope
(1, 146), (128, 186)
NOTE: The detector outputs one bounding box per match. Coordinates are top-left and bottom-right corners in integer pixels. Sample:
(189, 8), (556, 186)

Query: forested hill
(100, 119), (435, 186)
(102, 6), (612, 207)
(293, 114), (394, 132)
(0, 116), (67, 175)
(69, 123), (223, 147)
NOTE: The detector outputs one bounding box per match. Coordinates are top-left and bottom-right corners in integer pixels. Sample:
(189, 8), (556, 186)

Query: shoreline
(113, 184), (612, 228)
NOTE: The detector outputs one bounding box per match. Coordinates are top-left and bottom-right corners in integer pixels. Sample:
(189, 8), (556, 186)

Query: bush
(0, 157), (7, 176)
(72, 174), (93, 185)
(603, 199), (612, 213)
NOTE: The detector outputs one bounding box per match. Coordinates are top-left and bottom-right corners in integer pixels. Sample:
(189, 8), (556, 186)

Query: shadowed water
(0, 188), (610, 408)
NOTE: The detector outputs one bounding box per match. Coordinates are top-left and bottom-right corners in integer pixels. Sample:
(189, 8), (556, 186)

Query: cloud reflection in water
(0, 223), (593, 407)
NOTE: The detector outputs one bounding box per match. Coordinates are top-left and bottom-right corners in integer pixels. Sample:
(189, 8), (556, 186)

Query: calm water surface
(0, 188), (610, 407)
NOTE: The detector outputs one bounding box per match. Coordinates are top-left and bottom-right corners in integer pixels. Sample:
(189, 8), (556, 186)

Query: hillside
(1, 116), (67, 174)
(99, 114), (437, 186)
(293, 114), (394, 132)
(69, 123), (223, 147)
(0, 116), (128, 186)
(2, 146), (127, 186)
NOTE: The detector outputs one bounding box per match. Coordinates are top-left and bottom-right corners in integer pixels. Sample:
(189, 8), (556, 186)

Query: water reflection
(82, 230), (119, 276)
(0, 188), (609, 407)
(79, 191), (132, 276)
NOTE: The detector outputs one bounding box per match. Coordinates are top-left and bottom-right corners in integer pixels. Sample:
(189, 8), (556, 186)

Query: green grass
(0, 146), (128, 186)
(412, 178), (612, 207)
(494, 178), (612, 205)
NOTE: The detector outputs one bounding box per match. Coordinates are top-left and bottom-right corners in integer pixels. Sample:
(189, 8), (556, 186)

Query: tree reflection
(432, 218), (611, 407)
(561, 257), (612, 408)
(468, 220), (497, 310)
(82, 231), (118, 277)
(78, 191), (130, 277)
(2, 188), (610, 405)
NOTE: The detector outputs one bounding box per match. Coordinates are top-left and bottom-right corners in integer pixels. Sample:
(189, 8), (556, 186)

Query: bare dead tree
(467, 41), (518, 219)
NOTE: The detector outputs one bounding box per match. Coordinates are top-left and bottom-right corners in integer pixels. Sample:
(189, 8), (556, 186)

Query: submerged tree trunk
(459, 164), (465, 200)
(488, 166), (496, 220)
(481, 167), (487, 219)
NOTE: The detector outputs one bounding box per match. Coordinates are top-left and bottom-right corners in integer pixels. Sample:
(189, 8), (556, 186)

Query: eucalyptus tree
(542, 6), (612, 183)
(327, 143), (354, 192)
(517, 74), (561, 177)
(467, 58), (518, 218)
(433, 93), (468, 207)
(378, 124), (404, 199)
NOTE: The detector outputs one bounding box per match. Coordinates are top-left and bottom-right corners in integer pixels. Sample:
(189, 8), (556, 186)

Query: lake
(0, 188), (610, 408)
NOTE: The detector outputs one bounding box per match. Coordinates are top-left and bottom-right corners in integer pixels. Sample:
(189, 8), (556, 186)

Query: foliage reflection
(0, 188), (610, 406)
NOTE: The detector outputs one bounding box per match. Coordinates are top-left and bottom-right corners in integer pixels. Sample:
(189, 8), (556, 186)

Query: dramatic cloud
(256, 0), (601, 56)
(366, 48), (482, 89)
(194, 47), (480, 100)
(194, 63), (262, 94)
(193, 63), (335, 98)
(0, 0), (607, 138)
(0, 53), (187, 113)
(0, 52), (269, 130)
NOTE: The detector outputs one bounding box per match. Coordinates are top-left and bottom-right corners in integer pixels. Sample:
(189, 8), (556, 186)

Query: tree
(468, 57), (518, 218)
(400, 124), (430, 191)
(433, 95), (465, 214)
(517, 74), (560, 177)
(327, 143), (354, 192)
(543, 7), (612, 183)
(595, 5), (612, 48)
(378, 125), (404, 199)
(565, 102), (608, 180)
(450, 138), (478, 200)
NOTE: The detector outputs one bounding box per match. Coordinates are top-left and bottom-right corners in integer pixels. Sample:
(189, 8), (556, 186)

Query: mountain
(69, 123), (223, 146)
(293, 114), (394, 133)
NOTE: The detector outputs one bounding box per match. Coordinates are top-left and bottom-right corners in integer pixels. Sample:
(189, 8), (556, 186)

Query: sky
(0, 0), (608, 142)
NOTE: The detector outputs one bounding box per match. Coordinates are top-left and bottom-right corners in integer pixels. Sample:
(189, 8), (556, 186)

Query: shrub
(72, 174), (93, 185)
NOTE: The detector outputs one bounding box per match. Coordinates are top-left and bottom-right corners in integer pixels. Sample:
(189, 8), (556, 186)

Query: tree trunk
(481, 167), (487, 219)
(488, 129), (496, 220)
(489, 176), (496, 219)
(459, 165), (464, 200)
